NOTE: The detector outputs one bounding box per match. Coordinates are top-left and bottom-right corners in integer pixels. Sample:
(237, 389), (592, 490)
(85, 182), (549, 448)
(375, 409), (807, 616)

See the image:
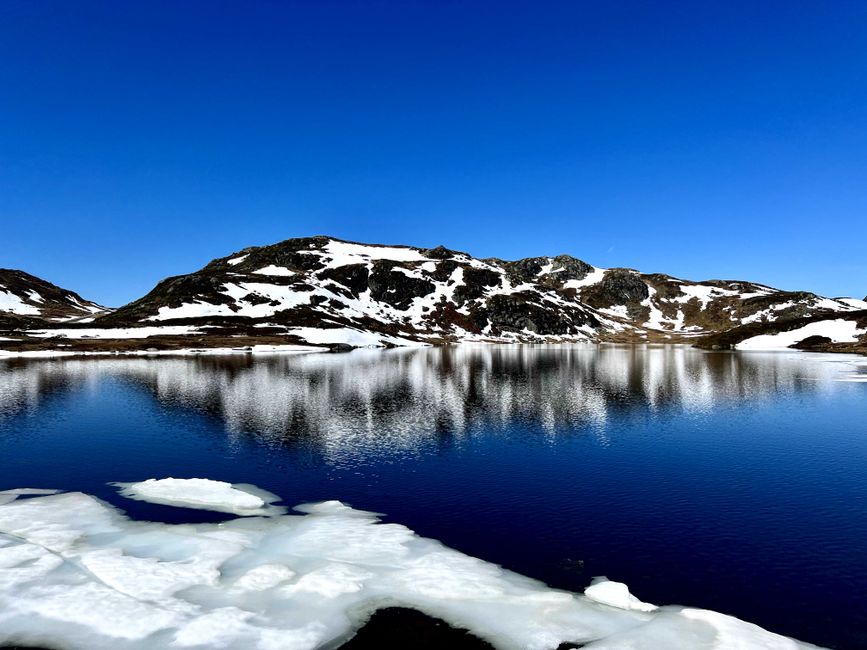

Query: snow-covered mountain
(0, 269), (106, 326)
(86, 236), (865, 349)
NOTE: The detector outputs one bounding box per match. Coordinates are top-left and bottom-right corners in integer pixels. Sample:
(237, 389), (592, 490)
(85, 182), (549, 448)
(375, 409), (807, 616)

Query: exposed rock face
(368, 261), (436, 310)
(84, 236), (864, 346)
(582, 268), (649, 308)
(484, 292), (598, 336)
(0, 269), (106, 323)
(791, 335), (833, 350)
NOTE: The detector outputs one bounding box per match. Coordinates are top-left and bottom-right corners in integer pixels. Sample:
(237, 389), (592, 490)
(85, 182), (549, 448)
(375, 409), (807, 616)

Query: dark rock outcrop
(582, 268), (649, 308)
(790, 335), (833, 350)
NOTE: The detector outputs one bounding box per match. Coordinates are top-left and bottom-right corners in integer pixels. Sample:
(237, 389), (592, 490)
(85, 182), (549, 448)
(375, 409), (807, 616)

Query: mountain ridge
(0, 269), (106, 326)
(1, 236), (865, 354)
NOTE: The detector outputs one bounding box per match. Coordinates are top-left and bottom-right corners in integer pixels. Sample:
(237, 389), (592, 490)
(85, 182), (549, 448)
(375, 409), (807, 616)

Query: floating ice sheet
(0, 484), (821, 650)
(113, 478), (285, 516)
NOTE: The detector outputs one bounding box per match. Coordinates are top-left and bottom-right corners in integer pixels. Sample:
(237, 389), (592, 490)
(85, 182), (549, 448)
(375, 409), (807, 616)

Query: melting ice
(0, 479), (820, 650)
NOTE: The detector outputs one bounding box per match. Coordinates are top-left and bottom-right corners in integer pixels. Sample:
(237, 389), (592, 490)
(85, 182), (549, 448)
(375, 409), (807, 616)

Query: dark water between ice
(1, 345), (866, 648)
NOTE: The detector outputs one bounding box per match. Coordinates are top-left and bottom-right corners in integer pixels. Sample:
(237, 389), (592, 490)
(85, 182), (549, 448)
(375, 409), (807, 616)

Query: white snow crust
(0, 290), (40, 315)
(0, 484), (821, 650)
(563, 267), (607, 289)
(315, 239), (427, 268)
(254, 265), (295, 276)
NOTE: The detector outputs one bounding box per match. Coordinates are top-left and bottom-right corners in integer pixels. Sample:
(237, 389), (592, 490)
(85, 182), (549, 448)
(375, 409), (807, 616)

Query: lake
(1, 345), (865, 649)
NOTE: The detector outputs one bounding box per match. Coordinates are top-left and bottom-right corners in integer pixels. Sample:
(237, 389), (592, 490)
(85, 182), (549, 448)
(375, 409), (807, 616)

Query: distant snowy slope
(90, 236), (864, 347)
(0, 269), (107, 323)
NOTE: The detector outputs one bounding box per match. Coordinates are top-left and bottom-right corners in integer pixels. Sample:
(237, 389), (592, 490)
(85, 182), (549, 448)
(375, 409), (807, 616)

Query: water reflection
(0, 346), (859, 456)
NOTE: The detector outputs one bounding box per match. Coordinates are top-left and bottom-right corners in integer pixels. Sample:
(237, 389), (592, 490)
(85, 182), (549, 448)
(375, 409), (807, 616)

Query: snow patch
(564, 267), (607, 290)
(68, 296), (104, 313)
(0, 290), (40, 315)
(675, 284), (734, 309)
(839, 297), (867, 310)
(27, 326), (202, 339)
(254, 265), (294, 276)
(0, 345), (322, 359)
(314, 240), (428, 269)
(738, 319), (865, 350)
(150, 300), (237, 320)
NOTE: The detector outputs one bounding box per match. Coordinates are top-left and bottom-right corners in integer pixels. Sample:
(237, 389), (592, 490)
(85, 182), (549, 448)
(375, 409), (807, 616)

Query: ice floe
(0, 483), (821, 650)
(113, 478), (285, 516)
(584, 578), (658, 612)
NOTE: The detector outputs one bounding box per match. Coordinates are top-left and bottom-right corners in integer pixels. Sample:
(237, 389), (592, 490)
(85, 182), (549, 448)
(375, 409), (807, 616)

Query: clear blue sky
(2, 1), (866, 306)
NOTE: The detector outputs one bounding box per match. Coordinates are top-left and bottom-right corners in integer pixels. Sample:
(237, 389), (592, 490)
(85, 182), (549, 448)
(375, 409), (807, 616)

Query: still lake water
(1, 345), (866, 649)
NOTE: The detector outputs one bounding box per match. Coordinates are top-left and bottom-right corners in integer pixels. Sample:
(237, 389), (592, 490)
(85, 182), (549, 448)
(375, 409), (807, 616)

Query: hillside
(2, 237), (864, 354)
(0, 269), (106, 324)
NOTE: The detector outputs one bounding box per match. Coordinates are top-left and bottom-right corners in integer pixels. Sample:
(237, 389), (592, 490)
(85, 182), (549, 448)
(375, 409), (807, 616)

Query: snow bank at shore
(737, 319), (865, 350)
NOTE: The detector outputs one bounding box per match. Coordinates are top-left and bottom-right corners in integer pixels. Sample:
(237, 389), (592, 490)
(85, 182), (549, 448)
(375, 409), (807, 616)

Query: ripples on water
(0, 345), (865, 648)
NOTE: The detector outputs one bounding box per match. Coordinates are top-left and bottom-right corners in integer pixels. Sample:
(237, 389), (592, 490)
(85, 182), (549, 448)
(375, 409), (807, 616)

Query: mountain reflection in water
(0, 345), (859, 460)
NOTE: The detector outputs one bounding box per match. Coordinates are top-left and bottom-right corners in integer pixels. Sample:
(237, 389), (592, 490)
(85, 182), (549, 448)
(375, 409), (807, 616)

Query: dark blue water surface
(1, 345), (866, 649)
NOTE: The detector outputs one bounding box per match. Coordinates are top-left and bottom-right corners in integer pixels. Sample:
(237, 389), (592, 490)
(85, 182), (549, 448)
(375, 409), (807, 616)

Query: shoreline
(2, 309), (864, 358)
(1, 339), (865, 359)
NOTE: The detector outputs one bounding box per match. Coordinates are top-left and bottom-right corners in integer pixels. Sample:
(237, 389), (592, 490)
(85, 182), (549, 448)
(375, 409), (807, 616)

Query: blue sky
(2, 1), (866, 306)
